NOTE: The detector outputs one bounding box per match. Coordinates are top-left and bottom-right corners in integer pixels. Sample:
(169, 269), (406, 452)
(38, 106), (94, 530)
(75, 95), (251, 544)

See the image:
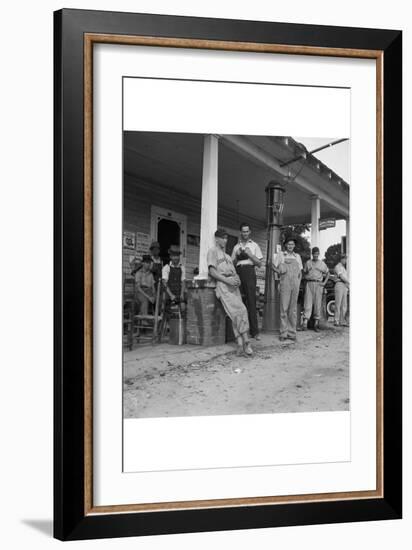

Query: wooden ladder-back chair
(123, 277), (136, 351)
(129, 280), (164, 348)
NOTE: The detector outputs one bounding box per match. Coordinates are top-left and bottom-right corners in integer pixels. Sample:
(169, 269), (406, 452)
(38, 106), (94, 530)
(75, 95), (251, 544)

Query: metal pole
(262, 224), (281, 332)
(262, 181), (285, 333)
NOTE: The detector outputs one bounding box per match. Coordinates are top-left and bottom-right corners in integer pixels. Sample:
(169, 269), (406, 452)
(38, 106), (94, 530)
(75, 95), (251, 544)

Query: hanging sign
(319, 218), (336, 230)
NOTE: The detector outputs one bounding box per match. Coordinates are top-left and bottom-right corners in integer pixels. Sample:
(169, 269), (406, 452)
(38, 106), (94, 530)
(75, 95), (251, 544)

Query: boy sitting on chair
(134, 255), (155, 315)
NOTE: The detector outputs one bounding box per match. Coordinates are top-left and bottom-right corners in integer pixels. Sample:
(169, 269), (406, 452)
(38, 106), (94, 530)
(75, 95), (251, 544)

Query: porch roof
(124, 132), (349, 226)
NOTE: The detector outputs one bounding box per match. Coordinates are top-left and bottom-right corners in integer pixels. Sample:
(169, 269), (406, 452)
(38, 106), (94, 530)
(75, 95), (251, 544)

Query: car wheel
(326, 299), (335, 317)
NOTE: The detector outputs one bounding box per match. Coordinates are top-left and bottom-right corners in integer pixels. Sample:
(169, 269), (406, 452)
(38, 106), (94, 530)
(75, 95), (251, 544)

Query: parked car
(323, 274), (350, 318)
(324, 276), (337, 317)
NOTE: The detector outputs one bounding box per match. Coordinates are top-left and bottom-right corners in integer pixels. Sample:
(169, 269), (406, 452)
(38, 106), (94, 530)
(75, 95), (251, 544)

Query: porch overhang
(123, 131), (349, 228)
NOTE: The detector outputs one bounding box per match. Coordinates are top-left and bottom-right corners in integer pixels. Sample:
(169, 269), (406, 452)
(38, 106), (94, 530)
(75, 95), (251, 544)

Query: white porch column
(198, 134), (219, 278)
(345, 218), (350, 274)
(311, 195), (320, 250)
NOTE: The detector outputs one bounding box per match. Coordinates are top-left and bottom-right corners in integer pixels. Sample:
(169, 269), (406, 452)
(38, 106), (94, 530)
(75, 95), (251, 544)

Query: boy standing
(162, 245), (186, 306)
(301, 247), (329, 332)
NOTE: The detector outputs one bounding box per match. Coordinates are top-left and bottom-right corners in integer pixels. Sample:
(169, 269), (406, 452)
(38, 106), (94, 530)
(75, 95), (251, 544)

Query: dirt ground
(123, 324), (349, 418)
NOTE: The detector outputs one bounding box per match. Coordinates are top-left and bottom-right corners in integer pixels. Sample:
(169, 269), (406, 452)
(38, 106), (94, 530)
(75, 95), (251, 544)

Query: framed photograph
(54, 8), (402, 541)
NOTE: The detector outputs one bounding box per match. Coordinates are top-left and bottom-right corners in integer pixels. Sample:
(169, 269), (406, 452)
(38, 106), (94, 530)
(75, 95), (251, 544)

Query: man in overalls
(272, 238), (303, 341)
(301, 246), (329, 332)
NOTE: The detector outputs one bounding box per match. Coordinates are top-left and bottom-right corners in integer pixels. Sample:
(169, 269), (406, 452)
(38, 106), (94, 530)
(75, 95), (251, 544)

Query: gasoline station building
(123, 132), (349, 346)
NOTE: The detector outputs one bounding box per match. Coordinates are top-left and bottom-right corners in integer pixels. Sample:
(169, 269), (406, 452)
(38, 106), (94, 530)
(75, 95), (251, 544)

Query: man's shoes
(244, 342), (253, 355)
(298, 320), (308, 331)
(279, 335), (287, 341)
(236, 345), (244, 356)
(314, 320), (320, 333)
(287, 334), (296, 341)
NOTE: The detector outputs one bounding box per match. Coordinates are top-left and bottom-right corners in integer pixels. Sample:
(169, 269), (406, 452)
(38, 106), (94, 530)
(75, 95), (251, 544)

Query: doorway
(157, 218), (181, 264)
(151, 206), (187, 267)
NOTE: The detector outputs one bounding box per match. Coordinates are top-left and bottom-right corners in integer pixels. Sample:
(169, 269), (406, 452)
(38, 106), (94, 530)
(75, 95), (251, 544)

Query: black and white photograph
(67, 20), (396, 529)
(0, 0), (404, 546)
(110, 55), (359, 489)
(122, 130), (350, 420)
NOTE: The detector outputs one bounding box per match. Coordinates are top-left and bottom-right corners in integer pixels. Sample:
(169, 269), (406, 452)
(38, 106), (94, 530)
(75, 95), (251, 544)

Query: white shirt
(334, 263), (348, 283)
(231, 239), (263, 266)
(162, 262), (186, 282)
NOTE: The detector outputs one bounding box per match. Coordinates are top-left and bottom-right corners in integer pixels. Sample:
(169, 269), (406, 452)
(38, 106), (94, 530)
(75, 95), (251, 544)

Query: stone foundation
(186, 279), (226, 346)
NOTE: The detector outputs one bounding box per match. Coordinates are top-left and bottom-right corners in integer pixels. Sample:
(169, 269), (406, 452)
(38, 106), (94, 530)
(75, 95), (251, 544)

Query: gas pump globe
(266, 180), (285, 226)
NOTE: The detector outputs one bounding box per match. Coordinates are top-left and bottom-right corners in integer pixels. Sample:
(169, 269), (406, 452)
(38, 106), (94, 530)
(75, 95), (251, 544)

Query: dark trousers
(236, 265), (258, 337)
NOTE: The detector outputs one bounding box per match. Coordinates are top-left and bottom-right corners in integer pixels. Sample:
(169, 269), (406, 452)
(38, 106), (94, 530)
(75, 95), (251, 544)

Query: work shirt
(304, 259), (328, 282)
(135, 269), (154, 289)
(273, 251), (303, 271)
(162, 262), (186, 283)
(231, 239), (263, 266)
(207, 246), (235, 273)
(151, 256), (162, 266)
(334, 262), (349, 284)
(207, 246), (249, 338)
